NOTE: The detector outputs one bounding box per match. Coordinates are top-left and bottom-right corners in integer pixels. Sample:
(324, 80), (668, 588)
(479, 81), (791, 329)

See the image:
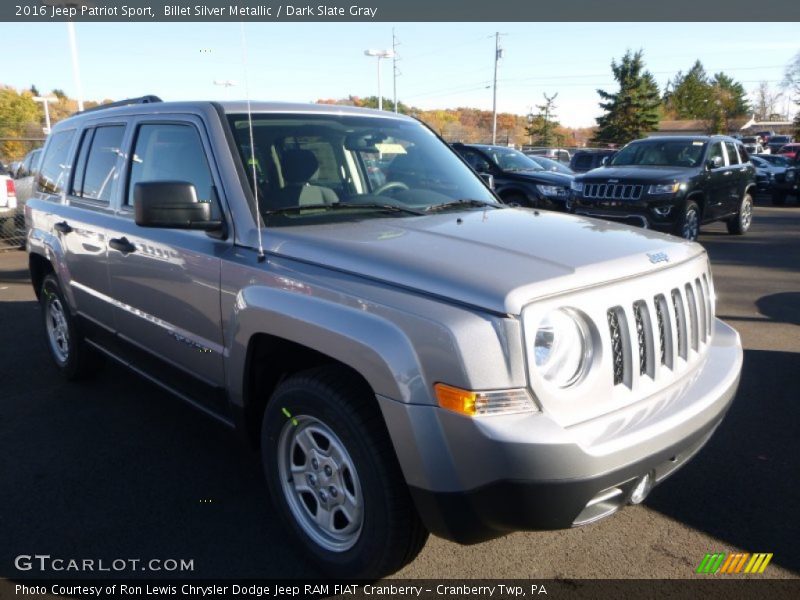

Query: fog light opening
(629, 472), (654, 505)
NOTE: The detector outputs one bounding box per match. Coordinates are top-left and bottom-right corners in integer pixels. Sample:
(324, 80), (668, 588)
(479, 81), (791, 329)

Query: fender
(28, 222), (73, 306)
(224, 285), (432, 410)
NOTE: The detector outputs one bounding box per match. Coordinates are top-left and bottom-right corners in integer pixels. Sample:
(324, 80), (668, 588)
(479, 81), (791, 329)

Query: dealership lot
(0, 205), (797, 580)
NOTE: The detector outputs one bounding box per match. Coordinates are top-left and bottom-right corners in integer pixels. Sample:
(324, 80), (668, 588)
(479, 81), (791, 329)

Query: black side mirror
(706, 156), (724, 170)
(134, 181), (223, 231)
(479, 173), (495, 189)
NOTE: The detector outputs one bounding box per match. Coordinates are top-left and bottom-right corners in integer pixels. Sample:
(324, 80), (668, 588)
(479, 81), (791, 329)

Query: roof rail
(74, 95), (163, 115)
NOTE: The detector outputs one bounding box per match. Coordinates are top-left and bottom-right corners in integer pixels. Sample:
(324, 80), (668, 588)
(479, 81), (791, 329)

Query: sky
(1, 22), (797, 127)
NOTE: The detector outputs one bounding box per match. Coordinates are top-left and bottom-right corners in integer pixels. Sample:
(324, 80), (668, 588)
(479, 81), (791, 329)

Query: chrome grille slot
(694, 278), (707, 343)
(685, 283), (699, 351)
(671, 288), (688, 360)
(654, 294), (673, 369)
(633, 300), (654, 378)
(583, 183), (643, 200)
(607, 307), (631, 387)
(701, 274), (713, 338)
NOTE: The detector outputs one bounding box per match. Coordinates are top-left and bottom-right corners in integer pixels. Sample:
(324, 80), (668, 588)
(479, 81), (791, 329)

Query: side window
(127, 123), (215, 213)
(459, 149), (491, 172)
(724, 141), (740, 166)
(37, 130), (76, 195)
(77, 126), (125, 202)
(707, 142), (724, 166)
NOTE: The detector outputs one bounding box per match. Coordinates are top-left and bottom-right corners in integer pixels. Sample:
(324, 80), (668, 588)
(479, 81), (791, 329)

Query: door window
(71, 125), (125, 202)
(707, 142), (724, 166)
(127, 123), (217, 216)
(724, 141), (740, 166)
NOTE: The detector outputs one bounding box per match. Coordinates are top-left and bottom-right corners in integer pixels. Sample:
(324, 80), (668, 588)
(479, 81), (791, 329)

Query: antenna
(240, 22), (266, 262)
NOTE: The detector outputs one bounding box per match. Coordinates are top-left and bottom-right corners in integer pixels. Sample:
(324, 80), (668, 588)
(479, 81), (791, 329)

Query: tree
(710, 72), (749, 117)
(30, 84), (40, 97)
(751, 82), (782, 121)
(665, 60), (711, 119)
(0, 87), (40, 159)
(782, 51), (800, 136)
(593, 50), (661, 145)
(526, 93), (559, 146)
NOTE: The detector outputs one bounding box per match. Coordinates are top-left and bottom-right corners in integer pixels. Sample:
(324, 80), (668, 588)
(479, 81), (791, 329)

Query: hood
(508, 169), (573, 186)
(579, 165), (694, 183)
(264, 208), (704, 315)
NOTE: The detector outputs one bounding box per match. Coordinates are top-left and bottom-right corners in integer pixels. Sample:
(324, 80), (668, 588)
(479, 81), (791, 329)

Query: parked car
(743, 142), (768, 155)
(0, 173), (17, 237)
(756, 153), (793, 168)
(757, 152), (800, 205)
(11, 148), (43, 241)
(749, 155), (786, 194)
(569, 149), (617, 173)
(568, 136), (756, 241)
(452, 143), (573, 209)
(766, 135), (793, 154)
(525, 154), (575, 175)
(776, 143), (800, 159)
(523, 147), (571, 163)
(755, 130), (776, 145)
(27, 97), (743, 578)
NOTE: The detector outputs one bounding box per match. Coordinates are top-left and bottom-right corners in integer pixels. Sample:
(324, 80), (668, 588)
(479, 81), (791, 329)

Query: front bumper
(378, 319), (742, 544)
(568, 194), (681, 231)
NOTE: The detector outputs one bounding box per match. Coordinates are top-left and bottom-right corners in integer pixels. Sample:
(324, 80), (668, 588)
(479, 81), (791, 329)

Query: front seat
(268, 149), (338, 210)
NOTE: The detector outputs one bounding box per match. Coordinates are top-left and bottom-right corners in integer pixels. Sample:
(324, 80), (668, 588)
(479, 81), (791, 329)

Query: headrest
(282, 149), (319, 184)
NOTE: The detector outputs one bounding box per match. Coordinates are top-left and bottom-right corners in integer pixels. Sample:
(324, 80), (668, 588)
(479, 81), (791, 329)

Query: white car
(0, 174), (18, 237)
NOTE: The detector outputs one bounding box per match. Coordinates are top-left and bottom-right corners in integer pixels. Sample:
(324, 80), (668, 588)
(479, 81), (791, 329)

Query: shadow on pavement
(645, 348), (800, 574)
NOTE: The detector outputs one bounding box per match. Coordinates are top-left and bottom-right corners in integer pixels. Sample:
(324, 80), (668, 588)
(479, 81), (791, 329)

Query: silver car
(26, 98), (742, 578)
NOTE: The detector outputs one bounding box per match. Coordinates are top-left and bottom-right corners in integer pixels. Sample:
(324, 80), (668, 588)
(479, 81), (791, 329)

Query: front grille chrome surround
(583, 183), (644, 200)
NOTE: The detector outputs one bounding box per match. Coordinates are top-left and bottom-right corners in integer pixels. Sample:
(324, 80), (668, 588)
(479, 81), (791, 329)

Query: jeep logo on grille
(647, 252), (670, 264)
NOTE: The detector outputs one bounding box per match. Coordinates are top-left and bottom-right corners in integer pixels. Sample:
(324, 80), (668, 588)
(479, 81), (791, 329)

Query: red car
(777, 143), (800, 159)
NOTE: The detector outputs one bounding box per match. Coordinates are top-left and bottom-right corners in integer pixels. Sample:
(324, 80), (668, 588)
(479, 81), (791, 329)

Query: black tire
(40, 273), (102, 380)
(261, 366), (428, 578)
(727, 193), (753, 235)
(771, 191), (786, 206)
(674, 200), (701, 241)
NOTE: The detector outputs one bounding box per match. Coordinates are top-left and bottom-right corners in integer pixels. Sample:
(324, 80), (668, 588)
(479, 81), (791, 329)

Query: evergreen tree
(666, 60), (711, 119)
(526, 93), (559, 146)
(593, 50), (661, 145)
(710, 72), (749, 117)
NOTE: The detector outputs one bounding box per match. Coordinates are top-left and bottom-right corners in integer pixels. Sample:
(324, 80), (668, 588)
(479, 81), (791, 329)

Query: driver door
(704, 142), (729, 221)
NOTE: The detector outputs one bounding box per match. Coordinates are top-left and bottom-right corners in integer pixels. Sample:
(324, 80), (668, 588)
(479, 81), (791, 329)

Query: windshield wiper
(264, 202), (425, 216)
(424, 199), (503, 212)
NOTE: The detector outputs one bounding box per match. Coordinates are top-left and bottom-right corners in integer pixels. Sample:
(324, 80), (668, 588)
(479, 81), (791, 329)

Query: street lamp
(364, 49), (395, 111)
(33, 96), (57, 134)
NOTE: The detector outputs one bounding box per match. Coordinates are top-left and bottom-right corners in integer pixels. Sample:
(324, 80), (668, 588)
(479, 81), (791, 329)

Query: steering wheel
(373, 181), (410, 195)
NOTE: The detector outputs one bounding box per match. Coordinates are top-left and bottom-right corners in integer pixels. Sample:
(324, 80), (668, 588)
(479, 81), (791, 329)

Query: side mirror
(601, 156), (609, 166)
(479, 173), (495, 189)
(134, 181), (223, 231)
(706, 156), (724, 170)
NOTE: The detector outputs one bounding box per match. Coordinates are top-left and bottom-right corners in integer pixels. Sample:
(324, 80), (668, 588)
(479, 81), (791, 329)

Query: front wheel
(261, 367), (428, 578)
(675, 200), (701, 241)
(727, 193), (753, 235)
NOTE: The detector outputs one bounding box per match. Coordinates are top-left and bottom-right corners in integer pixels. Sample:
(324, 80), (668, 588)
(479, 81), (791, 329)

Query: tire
(261, 366), (428, 578)
(674, 200), (701, 241)
(40, 273), (102, 380)
(771, 191), (786, 206)
(727, 193), (753, 235)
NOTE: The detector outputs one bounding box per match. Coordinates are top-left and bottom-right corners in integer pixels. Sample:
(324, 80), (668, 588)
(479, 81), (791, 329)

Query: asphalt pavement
(0, 203), (798, 582)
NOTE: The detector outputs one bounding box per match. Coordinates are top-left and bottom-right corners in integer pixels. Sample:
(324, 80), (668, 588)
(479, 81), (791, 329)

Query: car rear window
(37, 130), (76, 195)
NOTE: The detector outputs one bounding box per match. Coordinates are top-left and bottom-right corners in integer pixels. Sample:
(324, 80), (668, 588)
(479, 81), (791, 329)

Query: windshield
(610, 140), (707, 168)
(480, 147), (544, 172)
(226, 113), (498, 226)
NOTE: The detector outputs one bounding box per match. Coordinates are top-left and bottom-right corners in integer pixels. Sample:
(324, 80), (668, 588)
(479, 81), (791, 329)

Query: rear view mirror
(134, 181), (222, 231)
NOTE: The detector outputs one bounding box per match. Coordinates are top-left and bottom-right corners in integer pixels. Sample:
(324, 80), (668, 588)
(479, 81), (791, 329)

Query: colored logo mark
(696, 552), (773, 574)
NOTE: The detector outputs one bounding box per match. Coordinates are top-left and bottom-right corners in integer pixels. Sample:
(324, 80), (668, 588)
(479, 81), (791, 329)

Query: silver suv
(26, 98), (743, 578)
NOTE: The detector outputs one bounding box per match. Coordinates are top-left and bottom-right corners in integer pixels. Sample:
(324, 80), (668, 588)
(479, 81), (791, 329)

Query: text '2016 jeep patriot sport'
(26, 97), (743, 578)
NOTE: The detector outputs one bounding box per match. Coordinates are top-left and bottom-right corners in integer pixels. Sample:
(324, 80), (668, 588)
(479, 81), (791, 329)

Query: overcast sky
(1, 22), (797, 127)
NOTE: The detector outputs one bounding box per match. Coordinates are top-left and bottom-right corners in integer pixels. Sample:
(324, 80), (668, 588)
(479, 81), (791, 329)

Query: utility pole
(66, 22), (84, 112)
(392, 28), (400, 113)
(34, 96), (57, 134)
(491, 32), (504, 145)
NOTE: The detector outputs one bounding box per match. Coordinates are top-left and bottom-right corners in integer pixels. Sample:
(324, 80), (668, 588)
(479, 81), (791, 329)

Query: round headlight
(533, 308), (591, 387)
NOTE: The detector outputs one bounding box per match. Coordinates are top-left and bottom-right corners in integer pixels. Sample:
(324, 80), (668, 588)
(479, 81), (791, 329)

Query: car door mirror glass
(707, 156), (724, 170)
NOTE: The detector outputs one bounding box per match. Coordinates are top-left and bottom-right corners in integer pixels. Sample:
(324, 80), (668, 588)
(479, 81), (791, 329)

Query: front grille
(608, 278), (710, 388)
(584, 183), (643, 200)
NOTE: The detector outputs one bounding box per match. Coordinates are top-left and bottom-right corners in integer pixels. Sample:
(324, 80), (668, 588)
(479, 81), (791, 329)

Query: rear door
(104, 115), (230, 397)
(704, 141), (729, 221)
(721, 141), (744, 217)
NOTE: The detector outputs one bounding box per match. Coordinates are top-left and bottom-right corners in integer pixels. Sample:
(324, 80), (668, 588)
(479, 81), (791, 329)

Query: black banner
(3, 0), (800, 22)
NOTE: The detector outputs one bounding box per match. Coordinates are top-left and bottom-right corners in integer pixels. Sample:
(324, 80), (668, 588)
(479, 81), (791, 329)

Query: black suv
(452, 143), (573, 210)
(568, 136), (756, 241)
(569, 149), (617, 173)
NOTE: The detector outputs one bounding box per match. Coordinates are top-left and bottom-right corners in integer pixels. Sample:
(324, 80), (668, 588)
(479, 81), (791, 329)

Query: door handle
(109, 237), (136, 254)
(54, 221), (72, 234)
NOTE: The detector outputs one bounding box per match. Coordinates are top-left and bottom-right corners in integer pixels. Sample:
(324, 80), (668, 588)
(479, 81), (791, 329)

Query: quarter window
(37, 130), (76, 195)
(724, 142), (740, 165)
(127, 123), (215, 212)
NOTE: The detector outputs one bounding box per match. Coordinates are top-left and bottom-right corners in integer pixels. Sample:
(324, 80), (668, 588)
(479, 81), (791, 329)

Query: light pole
(66, 21), (85, 112)
(491, 32), (505, 145)
(364, 49), (395, 111)
(33, 96), (57, 134)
